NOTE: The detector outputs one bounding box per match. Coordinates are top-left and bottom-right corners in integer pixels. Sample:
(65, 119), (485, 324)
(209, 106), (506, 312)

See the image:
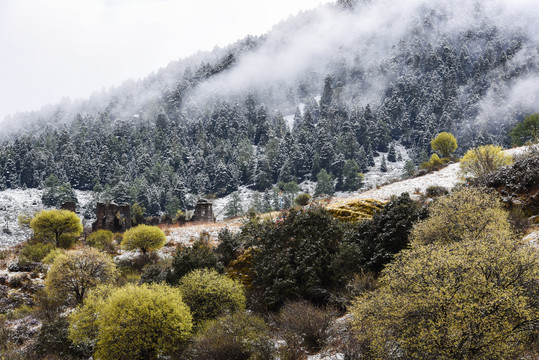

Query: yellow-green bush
(30, 209), (83, 248)
(46, 247), (118, 304)
(411, 187), (512, 246)
(86, 229), (114, 252)
(121, 224), (166, 254)
(18, 242), (55, 263)
(179, 268), (245, 326)
(69, 283), (192, 360)
(460, 144), (513, 182)
(351, 235), (539, 360)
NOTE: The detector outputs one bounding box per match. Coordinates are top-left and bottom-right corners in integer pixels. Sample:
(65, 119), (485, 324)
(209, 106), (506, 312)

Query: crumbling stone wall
(191, 199), (215, 223)
(92, 203), (132, 232)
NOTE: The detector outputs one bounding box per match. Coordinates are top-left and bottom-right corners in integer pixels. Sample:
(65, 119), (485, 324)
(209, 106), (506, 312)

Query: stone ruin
(92, 202), (132, 232)
(191, 199), (215, 223)
(61, 201), (76, 212)
(90, 199), (214, 232)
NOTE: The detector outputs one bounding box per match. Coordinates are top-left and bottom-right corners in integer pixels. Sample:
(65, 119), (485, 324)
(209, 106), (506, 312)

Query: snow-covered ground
(0, 189), (93, 249)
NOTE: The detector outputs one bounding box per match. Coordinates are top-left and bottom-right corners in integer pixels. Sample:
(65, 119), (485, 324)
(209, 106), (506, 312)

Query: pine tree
(315, 169), (334, 196)
(380, 155), (388, 172)
(387, 143), (397, 162)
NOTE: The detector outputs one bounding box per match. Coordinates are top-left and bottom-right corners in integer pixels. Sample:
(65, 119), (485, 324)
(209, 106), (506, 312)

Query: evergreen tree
(314, 169), (334, 196)
(387, 143), (397, 162)
(380, 155), (388, 172)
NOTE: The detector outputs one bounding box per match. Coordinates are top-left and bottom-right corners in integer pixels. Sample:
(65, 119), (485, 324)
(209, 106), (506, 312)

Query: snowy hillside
(0, 189), (93, 249)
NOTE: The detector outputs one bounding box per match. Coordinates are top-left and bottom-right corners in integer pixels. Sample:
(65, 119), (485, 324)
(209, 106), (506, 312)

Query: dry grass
(326, 198), (386, 222)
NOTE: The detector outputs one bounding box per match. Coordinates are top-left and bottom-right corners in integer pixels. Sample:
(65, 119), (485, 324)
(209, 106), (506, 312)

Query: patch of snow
(212, 186), (256, 221)
(283, 114), (295, 130)
(0, 188), (93, 249)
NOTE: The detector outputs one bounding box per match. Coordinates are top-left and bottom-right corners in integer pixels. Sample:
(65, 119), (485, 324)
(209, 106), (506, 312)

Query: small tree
(179, 268), (246, 326)
(315, 169), (334, 196)
(387, 143), (397, 162)
(69, 283), (192, 360)
(170, 240), (221, 284)
(46, 247), (118, 304)
(379, 155), (387, 172)
(431, 132), (457, 158)
(30, 209), (83, 248)
(225, 192), (243, 218)
(511, 113), (539, 146)
(121, 224), (166, 254)
(342, 159), (362, 191)
(131, 202), (145, 226)
(41, 175), (78, 208)
(351, 235), (539, 360)
(460, 145), (513, 182)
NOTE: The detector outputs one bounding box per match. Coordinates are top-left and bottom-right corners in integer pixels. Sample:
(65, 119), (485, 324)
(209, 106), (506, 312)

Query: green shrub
(69, 283), (192, 360)
(121, 224), (166, 254)
(294, 193), (311, 206)
(170, 240), (221, 284)
(431, 132), (458, 158)
(248, 208), (344, 311)
(187, 312), (273, 360)
(19, 242), (55, 263)
(425, 185), (449, 198)
(277, 301), (337, 358)
(86, 230), (114, 252)
(179, 268), (245, 326)
(215, 228), (243, 267)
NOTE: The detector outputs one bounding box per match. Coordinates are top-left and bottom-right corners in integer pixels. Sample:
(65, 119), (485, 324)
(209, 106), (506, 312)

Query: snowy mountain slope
(0, 189), (93, 249)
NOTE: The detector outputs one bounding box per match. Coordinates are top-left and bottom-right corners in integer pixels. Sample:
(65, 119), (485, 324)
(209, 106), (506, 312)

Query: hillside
(0, 0), (537, 219)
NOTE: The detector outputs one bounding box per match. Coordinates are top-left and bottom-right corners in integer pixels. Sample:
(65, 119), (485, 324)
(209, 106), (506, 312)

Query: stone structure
(92, 202), (132, 232)
(61, 201), (76, 212)
(191, 199), (215, 223)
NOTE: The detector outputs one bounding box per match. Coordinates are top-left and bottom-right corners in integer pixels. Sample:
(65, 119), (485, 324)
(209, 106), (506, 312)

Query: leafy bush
(420, 153), (445, 171)
(30, 209), (83, 248)
(121, 224), (166, 254)
(86, 230), (114, 252)
(460, 145), (513, 182)
(277, 301), (337, 357)
(351, 234), (539, 360)
(69, 283), (192, 360)
(346, 193), (426, 273)
(170, 240), (221, 284)
(411, 188), (512, 246)
(46, 247), (118, 304)
(215, 228), (243, 267)
(425, 185), (449, 198)
(294, 193), (311, 206)
(431, 132), (457, 158)
(179, 268), (245, 326)
(248, 208), (344, 310)
(18, 242), (55, 263)
(187, 312), (273, 360)
(511, 113), (539, 145)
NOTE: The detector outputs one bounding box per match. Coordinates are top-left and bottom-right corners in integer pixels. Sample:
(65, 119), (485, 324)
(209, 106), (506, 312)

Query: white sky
(0, 0), (331, 122)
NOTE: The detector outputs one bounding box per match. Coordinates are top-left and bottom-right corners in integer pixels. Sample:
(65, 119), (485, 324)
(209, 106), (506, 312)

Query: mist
(188, 0), (539, 124)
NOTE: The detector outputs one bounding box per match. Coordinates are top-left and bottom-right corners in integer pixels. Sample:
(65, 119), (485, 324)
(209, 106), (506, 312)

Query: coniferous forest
(0, 0), (537, 215)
